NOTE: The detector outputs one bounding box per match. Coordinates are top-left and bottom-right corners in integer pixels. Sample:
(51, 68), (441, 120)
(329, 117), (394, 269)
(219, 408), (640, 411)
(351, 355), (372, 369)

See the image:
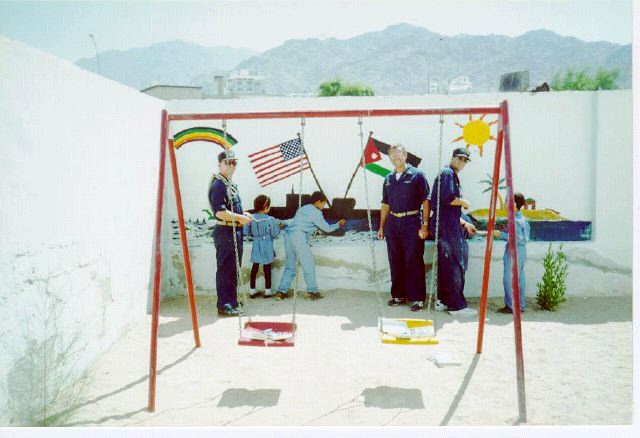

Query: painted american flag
(249, 137), (309, 187)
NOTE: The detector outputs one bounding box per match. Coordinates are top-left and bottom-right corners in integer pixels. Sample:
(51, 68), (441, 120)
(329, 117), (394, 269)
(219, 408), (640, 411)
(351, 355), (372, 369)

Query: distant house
(448, 76), (472, 94)
(226, 70), (266, 96)
(140, 85), (202, 100)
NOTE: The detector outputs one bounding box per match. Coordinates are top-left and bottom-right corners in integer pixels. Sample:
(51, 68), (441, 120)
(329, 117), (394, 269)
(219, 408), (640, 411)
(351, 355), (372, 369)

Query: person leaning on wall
(275, 191), (346, 301)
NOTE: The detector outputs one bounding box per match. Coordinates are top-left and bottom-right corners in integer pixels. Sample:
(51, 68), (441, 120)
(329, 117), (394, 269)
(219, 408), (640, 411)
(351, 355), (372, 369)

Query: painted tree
(480, 173), (507, 210)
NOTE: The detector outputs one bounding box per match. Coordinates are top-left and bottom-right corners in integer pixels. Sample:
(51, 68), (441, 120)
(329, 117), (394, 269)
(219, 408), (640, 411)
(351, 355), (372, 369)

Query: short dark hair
(310, 191), (327, 204)
(253, 194), (271, 211)
(514, 192), (525, 210)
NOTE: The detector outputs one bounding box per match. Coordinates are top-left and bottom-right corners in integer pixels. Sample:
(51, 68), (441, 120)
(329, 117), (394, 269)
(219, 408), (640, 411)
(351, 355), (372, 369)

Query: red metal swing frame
(147, 102), (526, 422)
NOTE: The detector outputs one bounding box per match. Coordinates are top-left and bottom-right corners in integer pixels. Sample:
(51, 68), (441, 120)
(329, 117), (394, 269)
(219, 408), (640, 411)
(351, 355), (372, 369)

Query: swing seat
(379, 318), (439, 345)
(238, 321), (296, 347)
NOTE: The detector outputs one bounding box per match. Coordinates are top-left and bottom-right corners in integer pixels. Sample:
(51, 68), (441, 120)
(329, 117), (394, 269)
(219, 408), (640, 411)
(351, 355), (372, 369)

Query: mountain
(76, 40), (257, 91)
(235, 24), (631, 95)
(75, 25), (631, 96)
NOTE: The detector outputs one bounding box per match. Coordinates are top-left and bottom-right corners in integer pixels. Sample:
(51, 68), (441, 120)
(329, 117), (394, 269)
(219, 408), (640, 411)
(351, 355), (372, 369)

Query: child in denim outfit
(493, 192), (530, 313)
(244, 195), (283, 298)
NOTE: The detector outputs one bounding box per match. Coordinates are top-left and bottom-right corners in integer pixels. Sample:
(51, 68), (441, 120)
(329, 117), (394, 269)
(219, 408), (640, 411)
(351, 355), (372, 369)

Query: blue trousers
(385, 217), (426, 302)
(278, 231), (319, 293)
(437, 238), (468, 311)
(503, 245), (526, 311)
(213, 226), (243, 309)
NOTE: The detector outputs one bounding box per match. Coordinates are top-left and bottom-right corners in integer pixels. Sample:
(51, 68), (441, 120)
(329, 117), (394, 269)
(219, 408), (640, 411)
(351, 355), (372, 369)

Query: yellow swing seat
(379, 318), (439, 345)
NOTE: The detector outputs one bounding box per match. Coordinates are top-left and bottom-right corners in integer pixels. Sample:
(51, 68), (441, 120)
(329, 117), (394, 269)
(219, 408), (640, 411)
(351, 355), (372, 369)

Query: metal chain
(356, 115), (384, 336)
(221, 118), (247, 338)
(426, 115), (444, 336)
(289, 117), (307, 335)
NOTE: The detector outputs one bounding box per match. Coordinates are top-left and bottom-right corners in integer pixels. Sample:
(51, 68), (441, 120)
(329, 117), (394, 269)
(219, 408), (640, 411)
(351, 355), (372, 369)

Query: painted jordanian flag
(362, 136), (422, 177)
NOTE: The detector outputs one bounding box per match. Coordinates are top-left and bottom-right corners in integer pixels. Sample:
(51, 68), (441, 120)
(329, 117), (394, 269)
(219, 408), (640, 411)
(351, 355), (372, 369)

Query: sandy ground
(67, 291), (632, 427)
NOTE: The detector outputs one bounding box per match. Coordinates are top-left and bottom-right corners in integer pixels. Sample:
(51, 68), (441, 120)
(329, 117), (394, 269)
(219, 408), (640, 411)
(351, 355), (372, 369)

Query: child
(276, 191), (346, 301)
(244, 195), (283, 298)
(493, 192), (530, 314)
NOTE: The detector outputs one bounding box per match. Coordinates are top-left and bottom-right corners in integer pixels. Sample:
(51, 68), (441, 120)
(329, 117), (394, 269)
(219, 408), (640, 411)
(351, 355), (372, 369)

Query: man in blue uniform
(208, 150), (253, 316)
(376, 144), (430, 312)
(429, 147), (478, 317)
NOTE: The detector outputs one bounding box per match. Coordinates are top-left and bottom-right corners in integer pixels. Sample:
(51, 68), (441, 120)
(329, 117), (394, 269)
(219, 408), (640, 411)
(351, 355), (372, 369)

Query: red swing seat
(238, 321), (296, 347)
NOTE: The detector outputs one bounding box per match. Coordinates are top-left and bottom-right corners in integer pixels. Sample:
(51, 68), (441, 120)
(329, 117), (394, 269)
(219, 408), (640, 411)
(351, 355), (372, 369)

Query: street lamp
(427, 36), (445, 94)
(89, 33), (101, 73)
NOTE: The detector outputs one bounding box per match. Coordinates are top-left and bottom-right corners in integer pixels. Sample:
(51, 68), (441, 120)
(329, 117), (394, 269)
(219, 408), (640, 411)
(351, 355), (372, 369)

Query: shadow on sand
(304, 385), (425, 426)
(63, 348), (196, 426)
(156, 293), (632, 340)
(217, 388), (281, 426)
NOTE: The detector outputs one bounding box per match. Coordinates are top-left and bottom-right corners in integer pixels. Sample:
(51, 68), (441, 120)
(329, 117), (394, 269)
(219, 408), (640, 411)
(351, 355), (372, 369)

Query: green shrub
(551, 67), (620, 91)
(318, 79), (374, 96)
(536, 244), (568, 311)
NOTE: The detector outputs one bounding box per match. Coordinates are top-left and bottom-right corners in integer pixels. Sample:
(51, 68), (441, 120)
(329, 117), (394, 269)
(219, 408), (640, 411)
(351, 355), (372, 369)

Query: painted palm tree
(479, 173), (507, 210)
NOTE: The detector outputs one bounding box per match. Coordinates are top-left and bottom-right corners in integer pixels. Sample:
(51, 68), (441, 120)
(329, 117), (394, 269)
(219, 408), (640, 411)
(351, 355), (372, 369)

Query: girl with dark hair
(244, 195), (283, 298)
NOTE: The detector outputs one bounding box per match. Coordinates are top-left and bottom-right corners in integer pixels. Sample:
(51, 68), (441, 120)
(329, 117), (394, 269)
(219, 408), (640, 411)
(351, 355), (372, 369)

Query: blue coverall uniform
(498, 211), (530, 311)
(277, 204), (340, 293)
(429, 166), (469, 311)
(381, 164), (430, 302)
(208, 174), (244, 310)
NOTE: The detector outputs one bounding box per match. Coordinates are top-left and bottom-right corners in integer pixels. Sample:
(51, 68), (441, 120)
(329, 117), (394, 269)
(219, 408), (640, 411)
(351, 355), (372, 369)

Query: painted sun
(452, 114), (497, 157)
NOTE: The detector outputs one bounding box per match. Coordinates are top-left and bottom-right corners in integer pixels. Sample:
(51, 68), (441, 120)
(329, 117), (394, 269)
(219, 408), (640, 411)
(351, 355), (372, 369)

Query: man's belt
(216, 220), (243, 227)
(390, 210), (419, 218)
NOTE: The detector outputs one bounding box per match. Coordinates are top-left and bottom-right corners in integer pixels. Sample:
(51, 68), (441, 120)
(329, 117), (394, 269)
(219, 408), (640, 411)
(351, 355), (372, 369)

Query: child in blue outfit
(244, 195), (283, 298)
(493, 192), (530, 314)
(276, 191), (346, 301)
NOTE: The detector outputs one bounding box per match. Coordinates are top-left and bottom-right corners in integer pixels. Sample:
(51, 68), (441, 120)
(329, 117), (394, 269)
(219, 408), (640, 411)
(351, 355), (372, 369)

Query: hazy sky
(0, 0), (633, 62)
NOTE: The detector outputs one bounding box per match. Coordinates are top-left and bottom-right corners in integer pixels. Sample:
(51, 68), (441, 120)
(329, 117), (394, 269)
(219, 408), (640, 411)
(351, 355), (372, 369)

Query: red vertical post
(501, 100), (527, 422)
(148, 109), (168, 412)
(167, 139), (201, 348)
(476, 124), (504, 354)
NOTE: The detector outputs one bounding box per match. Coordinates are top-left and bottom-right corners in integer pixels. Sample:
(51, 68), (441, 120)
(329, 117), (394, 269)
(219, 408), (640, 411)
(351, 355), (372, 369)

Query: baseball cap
(218, 149), (238, 163)
(452, 147), (471, 161)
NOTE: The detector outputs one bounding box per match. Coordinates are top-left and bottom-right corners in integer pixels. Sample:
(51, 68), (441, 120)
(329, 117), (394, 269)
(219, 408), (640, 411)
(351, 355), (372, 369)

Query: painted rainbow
(173, 127), (238, 149)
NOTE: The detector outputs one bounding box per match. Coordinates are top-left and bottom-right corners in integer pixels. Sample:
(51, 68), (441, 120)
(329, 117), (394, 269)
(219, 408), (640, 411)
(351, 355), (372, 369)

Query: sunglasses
(224, 159), (238, 166)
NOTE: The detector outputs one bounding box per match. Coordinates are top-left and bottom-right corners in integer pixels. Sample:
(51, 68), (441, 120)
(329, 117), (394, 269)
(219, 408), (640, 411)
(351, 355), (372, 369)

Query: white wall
(162, 90), (632, 299)
(167, 93), (607, 223)
(0, 37), (165, 425)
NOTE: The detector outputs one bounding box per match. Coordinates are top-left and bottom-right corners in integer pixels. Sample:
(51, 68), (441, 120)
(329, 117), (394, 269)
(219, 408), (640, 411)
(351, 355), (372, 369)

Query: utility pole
(89, 33), (101, 73)
(427, 36), (445, 94)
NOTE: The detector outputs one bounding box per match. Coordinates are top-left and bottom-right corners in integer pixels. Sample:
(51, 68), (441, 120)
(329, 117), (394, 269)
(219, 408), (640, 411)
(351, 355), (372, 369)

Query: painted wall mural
(171, 116), (591, 247)
(173, 126), (238, 149)
(452, 114), (497, 157)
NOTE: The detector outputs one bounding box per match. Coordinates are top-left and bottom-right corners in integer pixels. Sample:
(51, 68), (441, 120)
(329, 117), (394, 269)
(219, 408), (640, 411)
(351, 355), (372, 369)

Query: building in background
(226, 70), (266, 96)
(140, 85), (202, 100)
(447, 76), (472, 94)
(499, 71), (530, 92)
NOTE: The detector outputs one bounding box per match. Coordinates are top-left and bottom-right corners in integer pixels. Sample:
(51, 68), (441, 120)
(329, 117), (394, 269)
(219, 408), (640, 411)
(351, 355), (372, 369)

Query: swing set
(147, 101), (527, 422)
